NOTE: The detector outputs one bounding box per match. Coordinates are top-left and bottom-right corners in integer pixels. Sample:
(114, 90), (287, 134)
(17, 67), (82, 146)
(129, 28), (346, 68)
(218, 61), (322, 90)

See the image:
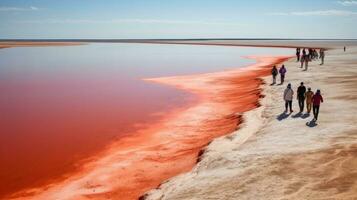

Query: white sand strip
(144, 46), (357, 200)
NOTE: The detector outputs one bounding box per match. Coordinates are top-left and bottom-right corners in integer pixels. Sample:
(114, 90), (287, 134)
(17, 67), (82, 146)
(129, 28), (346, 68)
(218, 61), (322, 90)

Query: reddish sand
(6, 55), (291, 200)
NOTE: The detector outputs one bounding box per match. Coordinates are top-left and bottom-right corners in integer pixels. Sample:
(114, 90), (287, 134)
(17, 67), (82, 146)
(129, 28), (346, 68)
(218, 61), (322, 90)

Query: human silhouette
(312, 89), (324, 121)
(279, 65), (287, 84)
(271, 65), (278, 85)
(320, 49), (325, 65)
(284, 83), (294, 113)
(296, 48), (300, 62)
(304, 55), (309, 70)
(305, 87), (314, 114)
(297, 82), (306, 113)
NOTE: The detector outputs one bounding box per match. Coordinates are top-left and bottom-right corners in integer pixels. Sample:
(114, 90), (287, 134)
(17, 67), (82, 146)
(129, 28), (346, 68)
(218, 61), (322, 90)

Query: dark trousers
(285, 100), (292, 112)
(313, 105), (320, 120)
(298, 96), (305, 112)
(280, 75), (285, 84)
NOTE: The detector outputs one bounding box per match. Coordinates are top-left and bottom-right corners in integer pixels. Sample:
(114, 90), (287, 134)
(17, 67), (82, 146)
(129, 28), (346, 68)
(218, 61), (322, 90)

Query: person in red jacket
(312, 89), (324, 121)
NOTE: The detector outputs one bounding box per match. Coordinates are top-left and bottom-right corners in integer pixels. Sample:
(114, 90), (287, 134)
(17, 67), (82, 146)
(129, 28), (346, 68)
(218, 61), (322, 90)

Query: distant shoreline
(0, 42), (84, 49)
(1, 39), (357, 50)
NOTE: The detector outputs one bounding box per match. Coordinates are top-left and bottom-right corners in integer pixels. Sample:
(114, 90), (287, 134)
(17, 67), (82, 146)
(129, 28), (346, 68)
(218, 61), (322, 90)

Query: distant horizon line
(1, 38), (357, 42)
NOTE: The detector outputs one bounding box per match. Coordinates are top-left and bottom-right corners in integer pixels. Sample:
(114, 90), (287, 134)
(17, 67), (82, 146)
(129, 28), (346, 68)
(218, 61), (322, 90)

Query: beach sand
(144, 46), (357, 200)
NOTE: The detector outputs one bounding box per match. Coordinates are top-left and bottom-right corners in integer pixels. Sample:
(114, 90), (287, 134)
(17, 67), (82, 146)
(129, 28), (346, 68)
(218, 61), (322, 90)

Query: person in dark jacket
(296, 48), (300, 62)
(271, 65), (278, 84)
(297, 82), (306, 112)
(312, 89), (324, 121)
(279, 65), (287, 84)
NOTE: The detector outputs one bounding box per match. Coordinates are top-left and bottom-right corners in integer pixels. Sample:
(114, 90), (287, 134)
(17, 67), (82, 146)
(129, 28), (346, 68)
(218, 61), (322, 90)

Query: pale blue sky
(1, 0), (357, 39)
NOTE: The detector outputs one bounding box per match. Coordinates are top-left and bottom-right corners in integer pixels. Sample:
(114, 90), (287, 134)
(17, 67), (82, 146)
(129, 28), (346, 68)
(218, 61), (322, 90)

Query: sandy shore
(144, 46), (357, 199)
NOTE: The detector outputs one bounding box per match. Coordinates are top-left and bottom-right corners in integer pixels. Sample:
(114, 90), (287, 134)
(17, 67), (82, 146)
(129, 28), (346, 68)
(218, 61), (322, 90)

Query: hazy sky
(1, 0), (357, 39)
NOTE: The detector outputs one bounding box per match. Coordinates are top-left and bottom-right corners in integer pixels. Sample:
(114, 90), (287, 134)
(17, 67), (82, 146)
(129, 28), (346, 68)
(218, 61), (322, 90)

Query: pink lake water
(0, 43), (292, 198)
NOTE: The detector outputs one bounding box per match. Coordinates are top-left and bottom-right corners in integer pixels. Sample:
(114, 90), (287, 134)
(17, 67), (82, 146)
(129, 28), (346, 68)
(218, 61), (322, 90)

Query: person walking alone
(312, 89), (324, 121)
(300, 54), (305, 68)
(279, 65), (287, 85)
(271, 65), (278, 85)
(297, 82), (306, 113)
(284, 83), (294, 113)
(304, 54), (309, 70)
(320, 49), (325, 65)
(305, 87), (314, 114)
(296, 48), (300, 62)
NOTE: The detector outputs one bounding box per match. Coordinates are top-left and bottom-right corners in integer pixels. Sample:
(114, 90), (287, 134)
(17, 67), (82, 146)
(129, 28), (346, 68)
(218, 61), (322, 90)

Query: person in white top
(284, 83), (294, 113)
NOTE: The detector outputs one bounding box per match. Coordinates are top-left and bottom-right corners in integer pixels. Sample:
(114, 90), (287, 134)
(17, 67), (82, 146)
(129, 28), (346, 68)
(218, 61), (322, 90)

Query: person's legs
(315, 105), (320, 120)
(289, 101), (293, 112)
(305, 61), (308, 70)
(300, 97), (305, 112)
(281, 75), (284, 84)
(273, 75), (276, 84)
(285, 101), (288, 112)
(313, 105), (318, 120)
(307, 102), (311, 113)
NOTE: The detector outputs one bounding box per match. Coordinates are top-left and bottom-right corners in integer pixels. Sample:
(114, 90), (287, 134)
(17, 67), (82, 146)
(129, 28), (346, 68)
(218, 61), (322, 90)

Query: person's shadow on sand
(306, 120), (318, 127)
(292, 112), (310, 119)
(301, 113), (310, 119)
(292, 112), (303, 118)
(277, 112), (291, 121)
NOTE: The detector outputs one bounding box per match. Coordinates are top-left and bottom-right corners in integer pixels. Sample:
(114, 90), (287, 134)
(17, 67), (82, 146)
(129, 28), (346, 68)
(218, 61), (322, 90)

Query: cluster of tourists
(296, 47), (325, 70)
(283, 82), (323, 121)
(269, 46), (340, 122)
(271, 46), (349, 122)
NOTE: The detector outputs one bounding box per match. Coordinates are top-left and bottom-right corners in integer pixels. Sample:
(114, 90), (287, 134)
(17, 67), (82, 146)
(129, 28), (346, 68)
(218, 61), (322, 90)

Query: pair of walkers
(283, 82), (324, 121)
(271, 65), (286, 85)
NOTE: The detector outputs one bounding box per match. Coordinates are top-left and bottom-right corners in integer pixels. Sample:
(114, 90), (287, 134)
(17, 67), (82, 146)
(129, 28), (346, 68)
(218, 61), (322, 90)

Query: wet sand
(144, 46), (357, 200)
(5, 50), (290, 199)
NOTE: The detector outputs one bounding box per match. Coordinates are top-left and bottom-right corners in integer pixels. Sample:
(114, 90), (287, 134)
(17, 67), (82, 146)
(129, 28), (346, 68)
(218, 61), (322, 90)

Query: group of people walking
(271, 47), (331, 122)
(296, 47), (325, 70)
(283, 82), (323, 121)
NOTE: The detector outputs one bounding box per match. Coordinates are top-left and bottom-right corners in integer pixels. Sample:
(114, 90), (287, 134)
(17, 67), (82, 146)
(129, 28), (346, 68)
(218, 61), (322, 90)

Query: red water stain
(6, 56), (291, 200)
